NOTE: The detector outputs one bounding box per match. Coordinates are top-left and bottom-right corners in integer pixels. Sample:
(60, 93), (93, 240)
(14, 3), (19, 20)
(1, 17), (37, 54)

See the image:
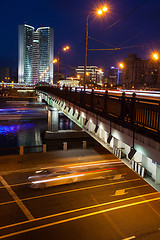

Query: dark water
(0, 111), (78, 154)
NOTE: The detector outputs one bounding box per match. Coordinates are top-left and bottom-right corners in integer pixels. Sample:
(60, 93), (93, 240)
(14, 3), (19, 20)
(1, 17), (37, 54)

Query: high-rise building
(123, 54), (160, 89)
(18, 24), (54, 85)
(75, 66), (104, 85)
(107, 66), (123, 86)
(0, 67), (11, 82)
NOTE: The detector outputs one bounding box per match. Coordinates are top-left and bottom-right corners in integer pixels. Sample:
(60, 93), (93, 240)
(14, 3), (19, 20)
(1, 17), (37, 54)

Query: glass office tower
(18, 24), (54, 85)
(37, 27), (54, 84)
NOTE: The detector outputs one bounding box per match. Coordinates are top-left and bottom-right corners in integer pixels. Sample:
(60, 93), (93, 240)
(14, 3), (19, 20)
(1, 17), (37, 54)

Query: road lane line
(123, 237), (136, 240)
(0, 175), (34, 221)
(0, 182), (28, 189)
(124, 184), (148, 191)
(0, 173), (127, 189)
(22, 178), (142, 202)
(114, 189), (127, 196)
(0, 184), (148, 207)
(0, 194), (160, 239)
(0, 200), (15, 206)
(0, 158), (120, 175)
(112, 184), (149, 196)
(0, 178), (143, 207)
(113, 174), (123, 180)
(0, 191), (159, 232)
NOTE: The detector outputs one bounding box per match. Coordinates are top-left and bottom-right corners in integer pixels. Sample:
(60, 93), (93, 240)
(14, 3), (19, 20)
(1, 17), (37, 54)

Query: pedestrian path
(0, 148), (114, 173)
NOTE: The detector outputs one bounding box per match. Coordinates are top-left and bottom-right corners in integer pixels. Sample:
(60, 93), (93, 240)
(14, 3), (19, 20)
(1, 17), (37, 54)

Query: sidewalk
(0, 139), (160, 193)
(0, 148), (115, 173)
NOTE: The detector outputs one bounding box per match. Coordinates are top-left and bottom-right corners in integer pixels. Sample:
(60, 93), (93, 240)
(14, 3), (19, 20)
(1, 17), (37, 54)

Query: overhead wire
(88, 36), (115, 48)
(87, 0), (150, 53)
(104, 0), (148, 31)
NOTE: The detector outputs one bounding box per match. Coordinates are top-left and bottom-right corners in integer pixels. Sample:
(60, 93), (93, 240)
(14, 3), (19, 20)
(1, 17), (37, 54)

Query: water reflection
(0, 122), (34, 135)
(0, 111), (78, 149)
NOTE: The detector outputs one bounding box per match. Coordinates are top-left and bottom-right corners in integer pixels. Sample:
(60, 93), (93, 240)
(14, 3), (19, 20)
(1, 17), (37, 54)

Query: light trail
(73, 87), (160, 99)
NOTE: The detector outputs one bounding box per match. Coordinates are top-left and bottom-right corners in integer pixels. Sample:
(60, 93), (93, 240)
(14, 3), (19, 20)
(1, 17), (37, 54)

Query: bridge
(36, 86), (160, 185)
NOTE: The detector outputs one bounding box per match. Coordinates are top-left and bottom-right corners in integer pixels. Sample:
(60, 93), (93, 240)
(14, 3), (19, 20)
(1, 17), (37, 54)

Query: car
(28, 165), (110, 189)
(28, 168), (78, 189)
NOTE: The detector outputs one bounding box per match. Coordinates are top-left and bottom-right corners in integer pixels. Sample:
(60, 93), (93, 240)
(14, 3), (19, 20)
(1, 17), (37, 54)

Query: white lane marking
(0, 178), (142, 206)
(112, 184), (149, 197)
(23, 178), (141, 201)
(0, 175), (34, 220)
(0, 178), (146, 209)
(0, 192), (159, 232)
(113, 174), (123, 180)
(114, 189), (127, 196)
(0, 182), (28, 189)
(122, 237), (136, 240)
(0, 173), (127, 189)
(0, 159), (123, 175)
(0, 178), (146, 208)
(1, 195), (160, 239)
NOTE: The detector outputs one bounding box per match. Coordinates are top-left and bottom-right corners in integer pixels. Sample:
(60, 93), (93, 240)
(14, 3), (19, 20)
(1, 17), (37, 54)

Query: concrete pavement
(0, 147), (115, 173)
(0, 143), (159, 193)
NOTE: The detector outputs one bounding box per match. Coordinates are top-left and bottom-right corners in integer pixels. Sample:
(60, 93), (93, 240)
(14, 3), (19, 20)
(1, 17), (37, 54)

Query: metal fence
(36, 86), (160, 141)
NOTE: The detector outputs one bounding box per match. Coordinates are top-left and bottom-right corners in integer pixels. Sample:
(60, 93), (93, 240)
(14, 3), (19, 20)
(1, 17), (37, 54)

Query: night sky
(1, 0), (160, 75)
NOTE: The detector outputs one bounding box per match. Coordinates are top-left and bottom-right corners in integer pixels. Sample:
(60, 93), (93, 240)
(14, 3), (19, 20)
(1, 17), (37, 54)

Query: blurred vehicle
(28, 165), (110, 189)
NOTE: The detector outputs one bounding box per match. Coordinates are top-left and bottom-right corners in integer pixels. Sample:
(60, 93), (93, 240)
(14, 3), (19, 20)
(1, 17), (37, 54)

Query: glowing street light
(53, 59), (58, 64)
(57, 46), (70, 83)
(84, 5), (109, 89)
(63, 46), (70, 51)
(102, 6), (108, 12)
(97, 9), (103, 15)
(119, 63), (124, 69)
(152, 53), (159, 60)
(152, 52), (159, 88)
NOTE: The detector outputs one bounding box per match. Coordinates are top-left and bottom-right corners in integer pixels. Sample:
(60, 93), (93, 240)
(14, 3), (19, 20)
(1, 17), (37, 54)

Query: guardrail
(131, 159), (145, 178)
(36, 86), (160, 141)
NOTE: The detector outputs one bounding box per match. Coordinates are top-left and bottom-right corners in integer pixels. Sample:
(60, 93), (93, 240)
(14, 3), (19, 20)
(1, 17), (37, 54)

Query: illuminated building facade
(123, 54), (160, 89)
(107, 66), (123, 86)
(0, 67), (11, 82)
(18, 24), (54, 85)
(75, 66), (104, 85)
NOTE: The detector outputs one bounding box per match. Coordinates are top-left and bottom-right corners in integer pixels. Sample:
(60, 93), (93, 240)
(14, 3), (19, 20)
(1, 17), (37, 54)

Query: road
(0, 155), (160, 240)
(83, 88), (160, 101)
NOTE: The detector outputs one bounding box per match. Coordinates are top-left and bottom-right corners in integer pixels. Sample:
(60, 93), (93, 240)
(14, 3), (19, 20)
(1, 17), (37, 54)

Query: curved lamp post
(84, 6), (108, 90)
(152, 52), (159, 88)
(57, 46), (70, 84)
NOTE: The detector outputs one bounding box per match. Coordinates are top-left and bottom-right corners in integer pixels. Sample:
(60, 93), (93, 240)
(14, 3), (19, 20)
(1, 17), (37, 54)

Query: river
(0, 102), (78, 154)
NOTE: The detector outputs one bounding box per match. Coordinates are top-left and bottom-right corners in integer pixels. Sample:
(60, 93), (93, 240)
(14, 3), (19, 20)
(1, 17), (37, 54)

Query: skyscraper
(18, 24), (54, 85)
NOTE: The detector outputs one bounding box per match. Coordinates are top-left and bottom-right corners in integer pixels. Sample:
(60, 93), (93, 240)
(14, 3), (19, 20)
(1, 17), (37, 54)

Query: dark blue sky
(1, 0), (160, 74)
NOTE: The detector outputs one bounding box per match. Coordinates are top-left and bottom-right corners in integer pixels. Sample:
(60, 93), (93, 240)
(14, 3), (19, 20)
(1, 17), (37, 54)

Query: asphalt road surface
(0, 158), (160, 240)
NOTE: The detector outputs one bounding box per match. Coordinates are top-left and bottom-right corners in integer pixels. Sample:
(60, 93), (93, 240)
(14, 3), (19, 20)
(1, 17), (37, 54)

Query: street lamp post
(84, 14), (90, 90)
(57, 50), (60, 83)
(152, 52), (159, 88)
(83, 6), (108, 91)
(56, 46), (70, 84)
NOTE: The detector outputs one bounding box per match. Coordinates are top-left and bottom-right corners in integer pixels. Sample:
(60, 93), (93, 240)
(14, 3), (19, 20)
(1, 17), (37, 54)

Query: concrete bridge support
(40, 91), (160, 185)
(47, 107), (58, 132)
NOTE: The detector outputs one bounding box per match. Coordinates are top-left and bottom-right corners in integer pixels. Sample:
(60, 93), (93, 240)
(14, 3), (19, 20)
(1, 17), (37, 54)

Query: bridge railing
(36, 86), (160, 140)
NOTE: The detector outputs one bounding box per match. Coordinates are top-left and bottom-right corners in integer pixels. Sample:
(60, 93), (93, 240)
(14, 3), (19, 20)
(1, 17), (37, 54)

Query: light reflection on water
(0, 122), (35, 135)
(0, 119), (48, 148)
(0, 112), (76, 149)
